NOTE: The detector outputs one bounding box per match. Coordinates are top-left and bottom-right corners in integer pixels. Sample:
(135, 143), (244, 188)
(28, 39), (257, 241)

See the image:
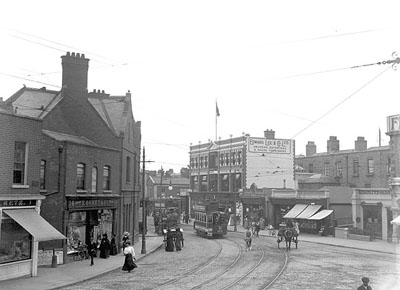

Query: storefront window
(67, 211), (87, 252)
(0, 216), (31, 264)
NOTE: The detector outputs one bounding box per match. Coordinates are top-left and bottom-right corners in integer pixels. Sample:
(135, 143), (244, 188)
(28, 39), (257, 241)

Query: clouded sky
(1, 1), (400, 173)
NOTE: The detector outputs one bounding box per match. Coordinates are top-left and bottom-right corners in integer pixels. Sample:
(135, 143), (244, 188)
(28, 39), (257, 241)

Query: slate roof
(43, 130), (100, 147)
(89, 96), (127, 136)
(6, 87), (62, 119)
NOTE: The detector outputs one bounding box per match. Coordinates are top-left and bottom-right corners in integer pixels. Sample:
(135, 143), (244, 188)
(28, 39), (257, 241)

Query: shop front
(0, 196), (66, 281)
(66, 196), (119, 261)
(241, 196), (265, 226)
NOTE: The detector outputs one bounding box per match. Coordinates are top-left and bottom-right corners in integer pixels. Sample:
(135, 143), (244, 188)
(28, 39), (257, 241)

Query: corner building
(5, 52), (141, 264)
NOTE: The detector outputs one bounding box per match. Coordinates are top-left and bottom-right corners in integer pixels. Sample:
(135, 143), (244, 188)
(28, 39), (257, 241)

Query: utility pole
(140, 147), (154, 254)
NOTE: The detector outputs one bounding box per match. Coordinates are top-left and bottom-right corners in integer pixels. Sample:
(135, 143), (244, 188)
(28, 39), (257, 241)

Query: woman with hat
(357, 277), (372, 290)
(122, 240), (137, 273)
(99, 233), (110, 259)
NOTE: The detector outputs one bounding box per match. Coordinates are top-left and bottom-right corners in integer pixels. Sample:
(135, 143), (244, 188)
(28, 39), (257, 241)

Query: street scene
(1, 1), (400, 290)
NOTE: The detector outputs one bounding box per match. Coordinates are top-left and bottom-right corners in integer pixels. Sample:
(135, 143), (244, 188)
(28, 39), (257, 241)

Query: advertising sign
(248, 137), (291, 154)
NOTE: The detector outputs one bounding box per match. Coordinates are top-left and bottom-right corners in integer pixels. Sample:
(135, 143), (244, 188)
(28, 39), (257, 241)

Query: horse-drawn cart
(277, 223), (299, 250)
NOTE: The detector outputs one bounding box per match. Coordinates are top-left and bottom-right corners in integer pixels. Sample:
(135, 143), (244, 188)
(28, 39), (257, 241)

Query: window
(387, 158), (392, 175)
(200, 156), (204, 168)
(13, 142), (27, 185)
(324, 163), (330, 176)
(335, 161), (342, 177)
(232, 152), (236, 165)
(40, 160), (46, 190)
(308, 163), (313, 173)
(103, 166), (110, 190)
(220, 154), (224, 166)
(367, 159), (374, 175)
(91, 167), (97, 193)
(76, 163), (85, 190)
(237, 151), (242, 165)
(126, 156), (131, 183)
(353, 160), (359, 176)
(205, 156), (208, 167)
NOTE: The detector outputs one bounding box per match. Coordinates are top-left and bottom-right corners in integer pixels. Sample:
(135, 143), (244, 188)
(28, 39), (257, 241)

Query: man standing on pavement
(357, 277), (372, 290)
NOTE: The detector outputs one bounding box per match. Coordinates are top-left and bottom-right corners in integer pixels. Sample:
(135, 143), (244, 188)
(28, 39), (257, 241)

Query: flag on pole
(216, 102), (220, 117)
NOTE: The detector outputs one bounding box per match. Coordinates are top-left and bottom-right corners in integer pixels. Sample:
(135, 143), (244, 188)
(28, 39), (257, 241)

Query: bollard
(51, 248), (58, 268)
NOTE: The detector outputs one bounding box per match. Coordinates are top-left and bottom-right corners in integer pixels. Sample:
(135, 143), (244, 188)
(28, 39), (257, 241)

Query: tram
(193, 200), (228, 238)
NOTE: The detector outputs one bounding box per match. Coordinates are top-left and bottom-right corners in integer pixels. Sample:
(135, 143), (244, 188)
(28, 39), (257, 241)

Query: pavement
(2, 219), (399, 290)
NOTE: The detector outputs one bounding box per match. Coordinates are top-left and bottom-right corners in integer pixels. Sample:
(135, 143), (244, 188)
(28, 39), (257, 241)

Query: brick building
(4, 52), (141, 264)
(295, 136), (392, 188)
(0, 107), (65, 280)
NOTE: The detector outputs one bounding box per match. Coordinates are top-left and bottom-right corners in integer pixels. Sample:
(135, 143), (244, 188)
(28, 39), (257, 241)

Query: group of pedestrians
(87, 233), (119, 266)
(165, 227), (184, 252)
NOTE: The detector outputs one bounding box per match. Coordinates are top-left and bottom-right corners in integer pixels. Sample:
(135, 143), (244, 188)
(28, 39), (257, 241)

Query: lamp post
(141, 147), (146, 254)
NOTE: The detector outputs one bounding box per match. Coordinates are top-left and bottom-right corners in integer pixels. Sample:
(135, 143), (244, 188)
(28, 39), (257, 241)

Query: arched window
(103, 165), (111, 190)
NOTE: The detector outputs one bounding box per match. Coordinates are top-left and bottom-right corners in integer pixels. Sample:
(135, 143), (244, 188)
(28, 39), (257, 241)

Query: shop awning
(390, 215), (400, 225)
(295, 204), (322, 219)
(283, 204), (308, 219)
(4, 209), (66, 241)
(308, 209), (334, 220)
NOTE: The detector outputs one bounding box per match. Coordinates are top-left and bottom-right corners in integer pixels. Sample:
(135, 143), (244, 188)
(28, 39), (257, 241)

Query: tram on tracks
(193, 200), (228, 238)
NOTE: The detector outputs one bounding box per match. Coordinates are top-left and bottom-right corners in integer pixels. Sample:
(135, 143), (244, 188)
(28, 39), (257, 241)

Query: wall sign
(0, 200), (36, 207)
(67, 198), (118, 210)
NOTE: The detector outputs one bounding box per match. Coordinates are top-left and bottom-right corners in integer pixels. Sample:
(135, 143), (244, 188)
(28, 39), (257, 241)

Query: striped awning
(308, 209), (334, 220)
(283, 204), (308, 219)
(295, 204), (322, 219)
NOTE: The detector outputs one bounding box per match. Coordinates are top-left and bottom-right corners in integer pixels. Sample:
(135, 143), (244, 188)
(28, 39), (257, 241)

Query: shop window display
(0, 217), (31, 264)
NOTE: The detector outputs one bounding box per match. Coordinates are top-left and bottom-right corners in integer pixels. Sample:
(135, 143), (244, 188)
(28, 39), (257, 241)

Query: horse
(277, 227), (298, 251)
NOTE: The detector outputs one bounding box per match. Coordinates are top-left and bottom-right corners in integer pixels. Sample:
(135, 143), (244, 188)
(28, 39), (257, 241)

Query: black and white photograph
(0, 1), (399, 289)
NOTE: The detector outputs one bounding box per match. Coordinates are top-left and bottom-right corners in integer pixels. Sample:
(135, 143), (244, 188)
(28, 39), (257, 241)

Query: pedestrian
(110, 233), (118, 255)
(244, 227), (252, 251)
(99, 233), (110, 258)
(175, 228), (183, 251)
(357, 277), (372, 290)
(87, 238), (97, 266)
(165, 228), (174, 252)
(122, 240), (137, 273)
(96, 235), (101, 257)
(122, 231), (130, 252)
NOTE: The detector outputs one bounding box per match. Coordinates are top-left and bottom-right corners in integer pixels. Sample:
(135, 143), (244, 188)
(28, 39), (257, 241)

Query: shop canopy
(390, 215), (400, 225)
(307, 209), (334, 220)
(295, 204), (322, 219)
(4, 209), (66, 241)
(283, 204), (308, 219)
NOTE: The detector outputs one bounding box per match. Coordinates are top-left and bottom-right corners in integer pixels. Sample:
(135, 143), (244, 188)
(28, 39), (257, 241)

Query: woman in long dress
(122, 240), (136, 273)
(110, 233), (118, 255)
(165, 229), (174, 252)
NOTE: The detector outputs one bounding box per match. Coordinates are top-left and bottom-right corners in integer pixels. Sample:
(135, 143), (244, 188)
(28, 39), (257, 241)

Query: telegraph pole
(140, 147), (154, 254)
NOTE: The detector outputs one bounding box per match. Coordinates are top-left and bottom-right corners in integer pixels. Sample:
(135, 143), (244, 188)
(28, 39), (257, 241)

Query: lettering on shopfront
(67, 199), (118, 209)
(0, 200), (36, 207)
(248, 137), (291, 154)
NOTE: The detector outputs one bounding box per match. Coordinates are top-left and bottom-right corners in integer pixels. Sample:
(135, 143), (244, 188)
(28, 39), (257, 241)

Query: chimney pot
(306, 141), (317, 156)
(355, 136), (367, 151)
(327, 136), (339, 153)
(76, 53), (80, 58)
(66, 52), (70, 56)
(72, 52), (75, 57)
(81, 54), (85, 58)
(102, 90), (105, 94)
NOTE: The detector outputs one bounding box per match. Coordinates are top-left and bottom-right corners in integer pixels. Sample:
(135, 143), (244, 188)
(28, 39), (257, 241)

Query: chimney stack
(327, 136), (339, 153)
(355, 136), (367, 151)
(306, 141), (317, 156)
(264, 129), (275, 139)
(61, 52), (89, 93)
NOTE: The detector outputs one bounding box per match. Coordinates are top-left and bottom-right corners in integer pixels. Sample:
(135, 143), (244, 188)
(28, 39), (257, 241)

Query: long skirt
(122, 253), (137, 272)
(165, 237), (174, 252)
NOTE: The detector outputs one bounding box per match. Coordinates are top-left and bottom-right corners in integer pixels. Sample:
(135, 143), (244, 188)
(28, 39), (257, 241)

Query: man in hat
(357, 277), (372, 290)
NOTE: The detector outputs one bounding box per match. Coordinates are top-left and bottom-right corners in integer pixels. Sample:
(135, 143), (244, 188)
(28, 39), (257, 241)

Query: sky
(1, 1), (400, 173)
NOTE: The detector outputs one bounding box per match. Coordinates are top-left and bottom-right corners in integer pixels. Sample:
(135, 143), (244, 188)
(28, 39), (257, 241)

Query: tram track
(152, 237), (225, 290)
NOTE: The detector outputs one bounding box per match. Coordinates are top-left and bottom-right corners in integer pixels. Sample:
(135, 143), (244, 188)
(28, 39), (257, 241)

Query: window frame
(103, 165), (111, 190)
(91, 166), (98, 193)
(367, 159), (374, 175)
(13, 141), (28, 185)
(76, 163), (86, 190)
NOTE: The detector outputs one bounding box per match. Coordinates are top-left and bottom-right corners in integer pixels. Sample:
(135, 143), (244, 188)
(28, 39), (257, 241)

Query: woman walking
(122, 240), (137, 273)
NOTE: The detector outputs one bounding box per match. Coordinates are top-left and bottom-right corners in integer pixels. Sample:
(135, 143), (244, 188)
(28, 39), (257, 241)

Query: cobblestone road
(60, 226), (400, 290)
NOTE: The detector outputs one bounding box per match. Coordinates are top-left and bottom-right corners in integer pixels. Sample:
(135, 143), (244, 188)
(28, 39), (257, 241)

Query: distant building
(0, 107), (65, 280)
(295, 136), (392, 188)
(188, 130), (295, 223)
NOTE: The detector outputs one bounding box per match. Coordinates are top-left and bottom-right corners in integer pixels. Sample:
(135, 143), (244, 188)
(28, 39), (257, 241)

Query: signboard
(0, 200), (36, 207)
(387, 114), (400, 133)
(67, 198), (118, 210)
(248, 137), (291, 154)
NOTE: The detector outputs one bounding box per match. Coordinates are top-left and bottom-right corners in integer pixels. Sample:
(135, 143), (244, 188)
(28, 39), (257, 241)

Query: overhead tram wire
(291, 54), (399, 139)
